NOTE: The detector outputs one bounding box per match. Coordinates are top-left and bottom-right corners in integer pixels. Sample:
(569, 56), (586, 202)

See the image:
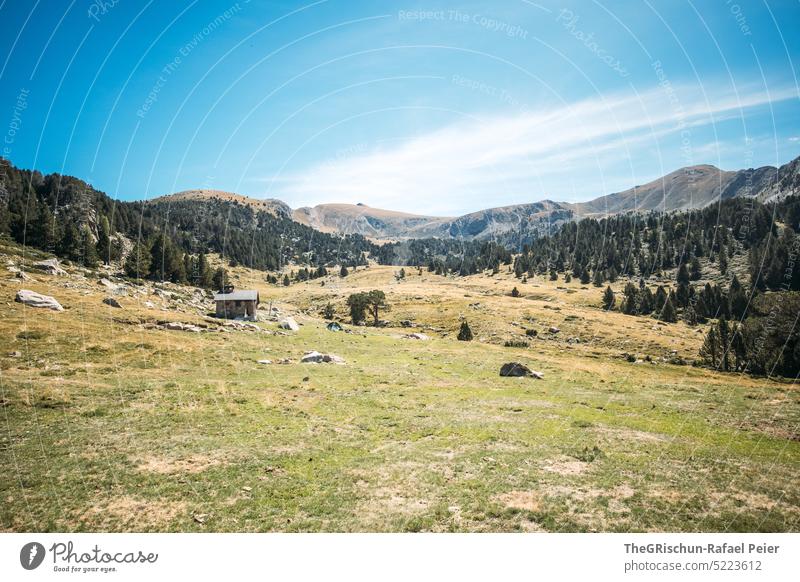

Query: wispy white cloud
(265, 83), (797, 215)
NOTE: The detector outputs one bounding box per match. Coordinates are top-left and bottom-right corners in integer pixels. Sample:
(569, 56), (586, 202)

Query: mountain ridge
(151, 156), (800, 241)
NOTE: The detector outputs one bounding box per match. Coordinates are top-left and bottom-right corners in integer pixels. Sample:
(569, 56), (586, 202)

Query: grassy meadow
(1, 243), (798, 532)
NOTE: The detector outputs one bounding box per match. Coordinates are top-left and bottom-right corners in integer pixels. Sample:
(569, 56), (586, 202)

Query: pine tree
(511, 286), (520, 297)
(602, 286), (615, 310)
(124, 238), (152, 280)
(59, 223), (81, 262)
(213, 267), (229, 291)
(676, 262), (690, 285)
(718, 316), (731, 372)
(282, 274), (290, 286)
(699, 325), (720, 368)
(457, 321), (473, 341)
(346, 292), (368, 325)
(639, 286), (654, 315)
(80, 225), (99, 268)
(592, 268), (604, 287)
(198, 252), (213, 288)
(621, 282), (638, 315)
(96, 215), (111, 264)
(690, 257), (702, 281)
(659, 293), (678, 323)
(340, 265), (349, 277)
(683, 304), (698, 326)
(728, 274), (748, 319)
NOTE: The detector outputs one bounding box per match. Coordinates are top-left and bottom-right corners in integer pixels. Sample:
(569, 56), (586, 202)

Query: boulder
(326, 321), (343, 332)
(548, 326), (560, 334)
(300, 351), (345, 364)
(103, 297), (122, 308)
(15, 271), (31, 281)
(257, 359), (273, 365)
(403, 333), (429, 340)
(15, 289), (64, 311)
(98, 278), (117, 290)
(32, 258), (67, 276)
(499, 362), (544, 379)
(278, 317), (300, 331)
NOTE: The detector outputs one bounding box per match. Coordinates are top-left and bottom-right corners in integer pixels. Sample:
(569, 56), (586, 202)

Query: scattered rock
(144, 301), (155, 309)
(103, 297), (123, 308)
(15, 289), (64, 311)
(300, 351), (345, 364)
(326, 321), (343, 332)
(499, 362), (544, 379)
(276, 358), (292, 364)
(192, 513), (208, 524)
(399, 320), (414, 328)
(98, 278), (118, 290)
(15, 271), (31, 281)
(163, 321), (202, 333)
(278, 317), (300, 331)
(403, 333), (429, 340)
(548, 326), (560, 334)
(257, 359), (272, 365)
(8, 351), (21, 358)
(32, 258), (67, 276)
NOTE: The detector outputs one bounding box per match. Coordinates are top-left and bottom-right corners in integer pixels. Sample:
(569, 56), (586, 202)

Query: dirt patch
(79, 496), (186, 530)
(593, 425), (673, 444)
(365, 485), (430, 515)
(136, 454), (221, 475)
(541, 456), (589, 476)
(495, 490), (542, 512)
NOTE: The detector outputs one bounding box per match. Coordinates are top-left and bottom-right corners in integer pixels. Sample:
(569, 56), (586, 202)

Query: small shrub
(573, 446), (604, 463)
(504, 339), (529, 348)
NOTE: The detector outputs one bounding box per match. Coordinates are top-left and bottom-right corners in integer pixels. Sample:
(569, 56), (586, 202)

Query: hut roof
(213, 290), (259, 302)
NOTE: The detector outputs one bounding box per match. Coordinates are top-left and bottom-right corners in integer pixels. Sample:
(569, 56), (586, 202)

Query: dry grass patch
(135, 454), (222, 475)
(79, 495), (187, 530)
(495, 490), (542, 512)
(541, 456), (590, 476)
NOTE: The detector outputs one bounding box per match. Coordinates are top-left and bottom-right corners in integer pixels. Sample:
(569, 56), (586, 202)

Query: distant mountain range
(155, 155), (800, 241)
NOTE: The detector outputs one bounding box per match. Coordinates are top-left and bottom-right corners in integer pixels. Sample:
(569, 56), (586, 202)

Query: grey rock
(499, 362), (543, 378)
(15, 289), (64, 311)
(32, 258), (67, 276)
(278, 317), (300, 331)
(103, 297), (123, 308)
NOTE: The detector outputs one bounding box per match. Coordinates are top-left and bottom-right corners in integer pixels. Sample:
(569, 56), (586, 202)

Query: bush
(504, 339), (529, 348)
(511, 286), (520, 297)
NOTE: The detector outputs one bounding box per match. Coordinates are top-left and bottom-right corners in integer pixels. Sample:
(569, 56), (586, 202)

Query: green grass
(0, 247), (799, 532)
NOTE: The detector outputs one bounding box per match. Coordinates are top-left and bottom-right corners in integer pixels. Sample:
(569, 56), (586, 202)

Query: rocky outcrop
(278, 317), (300, 331)
(499, 362), (543, 378)
(15, 289), (64, 311)
(32, 258), (67, 276)
(103, 297), (123, 308)
(300, 351), (345, 364)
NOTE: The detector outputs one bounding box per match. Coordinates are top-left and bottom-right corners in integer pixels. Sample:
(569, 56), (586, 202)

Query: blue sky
(1, 0), (798, 215)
